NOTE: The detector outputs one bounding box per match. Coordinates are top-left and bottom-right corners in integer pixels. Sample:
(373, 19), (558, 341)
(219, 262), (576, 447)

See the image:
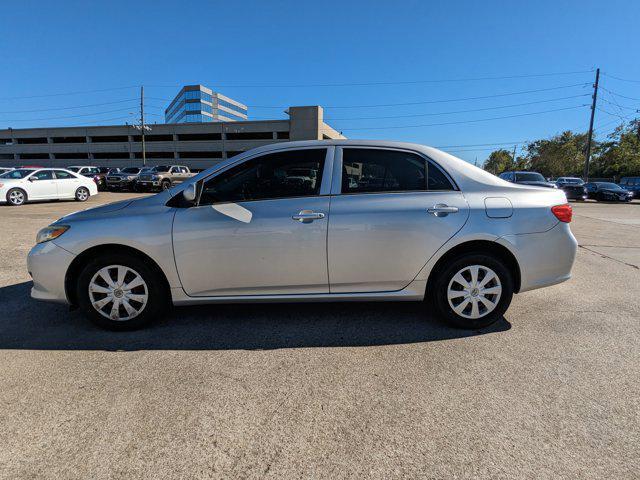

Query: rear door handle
(427, 204), (459, 217)
(292, 210), (326, 223)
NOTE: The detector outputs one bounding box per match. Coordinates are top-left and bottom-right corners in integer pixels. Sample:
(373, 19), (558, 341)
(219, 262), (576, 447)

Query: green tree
(591, 120), (640, 179)
(524, 131), (590, 178)
(483, 149), (514, 174)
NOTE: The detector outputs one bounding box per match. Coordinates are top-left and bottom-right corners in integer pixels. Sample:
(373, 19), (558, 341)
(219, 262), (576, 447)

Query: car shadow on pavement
(0, 282), (511, 351)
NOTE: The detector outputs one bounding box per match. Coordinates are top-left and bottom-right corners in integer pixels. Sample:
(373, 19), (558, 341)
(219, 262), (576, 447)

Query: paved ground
(0, 193), (638, 479)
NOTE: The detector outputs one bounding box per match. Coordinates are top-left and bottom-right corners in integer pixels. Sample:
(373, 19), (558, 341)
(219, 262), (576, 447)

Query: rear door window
(340, 148), (454, 194)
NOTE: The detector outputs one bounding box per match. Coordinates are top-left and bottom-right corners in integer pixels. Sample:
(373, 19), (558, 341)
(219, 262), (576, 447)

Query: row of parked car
(498, 171), (638, 202)
(0, 164), (198, 194)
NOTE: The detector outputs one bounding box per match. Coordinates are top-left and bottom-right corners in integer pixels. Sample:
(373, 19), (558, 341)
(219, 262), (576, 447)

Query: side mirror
(28, 176), (36, 182)
(183, 183), (197, 203)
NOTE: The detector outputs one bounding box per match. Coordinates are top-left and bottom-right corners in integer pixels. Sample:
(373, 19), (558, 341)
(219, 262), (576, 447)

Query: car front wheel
(76, 253), (167, 330)
(6, 188), (27, 206)
(432, 253), (514, 329)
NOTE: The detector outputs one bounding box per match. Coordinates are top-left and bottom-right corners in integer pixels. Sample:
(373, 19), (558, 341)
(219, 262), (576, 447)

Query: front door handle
(427, 204), (459, 217)
(292, 210), (326, 223)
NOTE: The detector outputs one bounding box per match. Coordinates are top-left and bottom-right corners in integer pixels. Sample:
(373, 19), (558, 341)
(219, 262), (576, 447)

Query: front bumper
(27, 241), (76, 304)
(137, 181), (162, 188)
(497, 222), (578, 293)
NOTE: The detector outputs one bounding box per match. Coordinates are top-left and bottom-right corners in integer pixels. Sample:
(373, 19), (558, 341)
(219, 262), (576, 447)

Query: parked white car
(0, 168), (98, 206)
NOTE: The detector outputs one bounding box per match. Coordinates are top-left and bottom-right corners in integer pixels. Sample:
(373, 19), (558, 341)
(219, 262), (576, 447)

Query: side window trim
(194, 146), (335, 207)
(331, 146), (458, 195)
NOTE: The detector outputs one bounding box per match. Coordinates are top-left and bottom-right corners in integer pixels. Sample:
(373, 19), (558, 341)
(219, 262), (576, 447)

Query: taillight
(551, 204), (572, 223)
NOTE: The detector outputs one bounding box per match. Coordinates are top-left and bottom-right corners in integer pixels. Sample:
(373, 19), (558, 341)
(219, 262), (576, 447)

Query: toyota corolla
(27, 140), (578, 330)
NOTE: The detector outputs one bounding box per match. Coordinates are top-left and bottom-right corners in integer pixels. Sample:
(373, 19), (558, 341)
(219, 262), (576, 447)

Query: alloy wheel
(447, 265), (502, 319)
(76, 188), (89, 201)
(9, 190), (25, 205)
(88, 265), (148, 321)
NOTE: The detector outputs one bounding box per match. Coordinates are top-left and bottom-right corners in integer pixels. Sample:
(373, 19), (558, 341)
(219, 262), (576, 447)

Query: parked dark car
(555, 177), (587, 201)
(498, 171), (558, 189)
(585, 182), (634, 202)
(106, 167), (143, 191)
(619, 177), (640, 199)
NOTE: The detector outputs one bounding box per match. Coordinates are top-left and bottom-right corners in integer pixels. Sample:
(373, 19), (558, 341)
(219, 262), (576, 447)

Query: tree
(591, 120), (640, 179)
(483, 149), (514, 174)
(524, 131), (590, 178)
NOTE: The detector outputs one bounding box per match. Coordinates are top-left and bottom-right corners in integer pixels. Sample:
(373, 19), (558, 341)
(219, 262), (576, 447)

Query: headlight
(36, 225), (70, 244)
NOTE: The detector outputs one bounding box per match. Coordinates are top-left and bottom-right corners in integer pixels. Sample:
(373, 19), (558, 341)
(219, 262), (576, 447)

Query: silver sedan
(27, 140), (577, 330)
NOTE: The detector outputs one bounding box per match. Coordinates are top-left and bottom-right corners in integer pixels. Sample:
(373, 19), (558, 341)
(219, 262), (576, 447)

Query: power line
(600, 86), (640, 102)
(0, 99), (138, 115)
(338, 105), (588, 131)
(324, 94), (589, 120)
(249, 83), (590, 109)
(0, 85), (139, 101)
(143, 69), (592, 89)
(602, 72), (640, 83)
(2, 107), (138, 122)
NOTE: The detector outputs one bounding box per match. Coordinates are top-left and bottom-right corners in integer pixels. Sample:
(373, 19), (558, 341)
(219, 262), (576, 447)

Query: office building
(164, 85), (248, 123)
(0, 106), (344, 169)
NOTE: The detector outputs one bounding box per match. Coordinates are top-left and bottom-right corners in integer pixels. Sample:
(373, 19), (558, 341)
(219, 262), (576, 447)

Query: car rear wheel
(76, 253), (167, 330)
(431, 253), (513, 329)
(6, 188), (27, 206)
(75, 187), (90, 202)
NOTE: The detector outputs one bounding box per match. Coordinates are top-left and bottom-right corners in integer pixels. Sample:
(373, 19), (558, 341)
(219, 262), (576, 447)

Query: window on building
(225, 132), (273, 140)
(52, 136), (86, 143)
(177, 133), (222, 141)
(199, 148), (326, 205)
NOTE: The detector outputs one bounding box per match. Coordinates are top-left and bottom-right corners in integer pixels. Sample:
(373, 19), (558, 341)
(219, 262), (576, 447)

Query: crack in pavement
(578, 245), (640, 270)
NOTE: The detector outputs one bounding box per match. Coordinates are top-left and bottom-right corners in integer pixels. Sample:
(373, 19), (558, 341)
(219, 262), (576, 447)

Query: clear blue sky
(1, 0), (639, 163)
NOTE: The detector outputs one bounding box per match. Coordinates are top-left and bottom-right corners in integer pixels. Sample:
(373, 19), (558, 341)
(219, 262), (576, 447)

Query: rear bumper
(497, 222), (578, 293)
(27, 241), (75, 304)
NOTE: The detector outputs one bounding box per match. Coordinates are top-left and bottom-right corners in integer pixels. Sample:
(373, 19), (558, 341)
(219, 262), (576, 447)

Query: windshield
(516, 172), (546, 182)
(597, 182), (622, 189)
(559, 178), (583, 184)
(152, 166), (171, 172)
(0, 169), (35, 179)
(67, 167), (80, 172)
(121, 167), (140, 174)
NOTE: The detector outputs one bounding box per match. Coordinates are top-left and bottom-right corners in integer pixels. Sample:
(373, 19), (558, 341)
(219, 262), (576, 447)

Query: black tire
(6, 188), (27, 206)
(431, 253), (514, 329)
(75, 186), (90, 202)
(76, 253), (168, 330)
(161, 179), (171, 191)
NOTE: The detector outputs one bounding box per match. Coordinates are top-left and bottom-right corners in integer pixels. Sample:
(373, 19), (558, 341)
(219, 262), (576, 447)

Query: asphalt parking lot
(0, 193), (638, 479)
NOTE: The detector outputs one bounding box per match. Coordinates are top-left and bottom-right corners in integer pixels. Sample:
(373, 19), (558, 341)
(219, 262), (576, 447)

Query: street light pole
(140, 86), (146, 167)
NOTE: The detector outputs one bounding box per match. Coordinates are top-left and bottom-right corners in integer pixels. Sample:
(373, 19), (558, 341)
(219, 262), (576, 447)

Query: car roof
(185, 139), (540, 193)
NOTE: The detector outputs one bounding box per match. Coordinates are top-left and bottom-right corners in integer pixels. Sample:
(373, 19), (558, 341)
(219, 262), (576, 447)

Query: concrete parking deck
(0, 194), (638, 479)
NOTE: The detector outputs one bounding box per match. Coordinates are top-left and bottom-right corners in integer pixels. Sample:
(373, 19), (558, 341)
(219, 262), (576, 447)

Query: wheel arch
(425, 240), (522, 296)
(64, 244), (171, 306)
(6, 187), (28, 204)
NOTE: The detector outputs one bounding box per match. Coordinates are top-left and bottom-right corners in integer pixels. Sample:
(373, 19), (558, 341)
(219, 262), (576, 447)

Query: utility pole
(512, 144), (517, 167)
(583, 68), (600, 181)
(140, 86), (146, 167)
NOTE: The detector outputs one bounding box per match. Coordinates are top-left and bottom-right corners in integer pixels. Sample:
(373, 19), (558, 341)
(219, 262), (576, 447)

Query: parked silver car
(28, 140), (577, 330)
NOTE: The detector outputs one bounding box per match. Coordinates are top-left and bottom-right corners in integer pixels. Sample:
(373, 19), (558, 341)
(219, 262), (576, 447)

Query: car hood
(54, 191), (171, 223)
(517, 181), (557, 188)
(602, 188), (632, 194)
